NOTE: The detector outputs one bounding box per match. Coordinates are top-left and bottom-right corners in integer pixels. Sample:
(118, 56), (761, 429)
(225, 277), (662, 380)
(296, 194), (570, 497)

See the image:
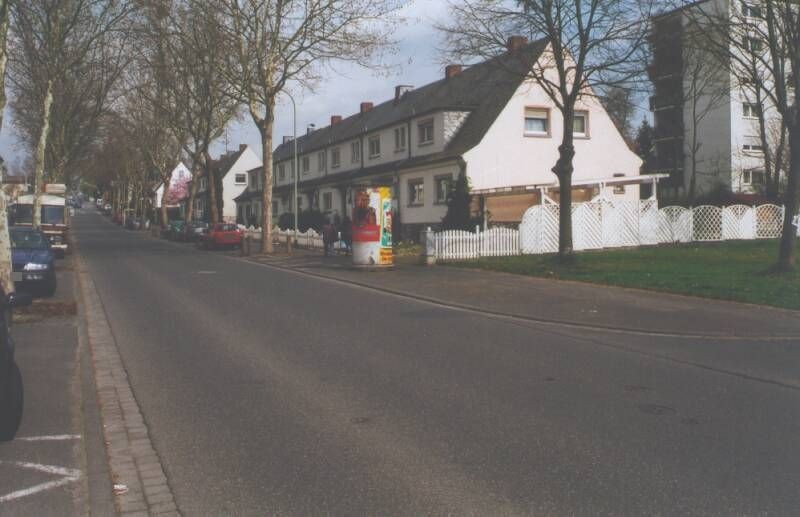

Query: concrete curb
(74, 240), (180, 516)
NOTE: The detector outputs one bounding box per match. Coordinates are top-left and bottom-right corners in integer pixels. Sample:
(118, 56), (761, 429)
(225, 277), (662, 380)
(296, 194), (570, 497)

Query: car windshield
(13, 204), (65, 225)
(10, 229), (50, 249)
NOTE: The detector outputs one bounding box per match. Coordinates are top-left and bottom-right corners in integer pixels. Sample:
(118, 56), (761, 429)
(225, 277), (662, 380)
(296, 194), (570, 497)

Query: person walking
(322, 219), (335, 257)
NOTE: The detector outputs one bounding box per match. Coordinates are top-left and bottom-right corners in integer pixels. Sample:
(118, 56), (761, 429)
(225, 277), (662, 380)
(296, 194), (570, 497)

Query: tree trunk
(185, 161), (200, 224)
(160, 176), (171, 228)
(33, 80), (54, 229)
(0, 0), (14, 294)
(259, 116), (275, 254)
(203, 151), (219, 224)
(776, 124), (800, 271)
(552, 109), (575, 260)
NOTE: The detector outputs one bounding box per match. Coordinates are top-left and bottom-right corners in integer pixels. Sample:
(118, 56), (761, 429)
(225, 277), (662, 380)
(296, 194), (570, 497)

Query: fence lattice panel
(657, 206), (692, 243)
(721, 205), (756, 240)
(573, 202), (603, 250)
(756, 204), (784, 238)
(639, 200), (660, 245)
(603, 200), (640, 247)
(520, 205), (542, 254)
(692, 205), (723, 241)
(540, 205), (560, 253)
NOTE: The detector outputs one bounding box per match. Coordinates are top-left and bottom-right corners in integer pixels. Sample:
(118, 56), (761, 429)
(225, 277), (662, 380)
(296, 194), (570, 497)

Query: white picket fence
(433, 227), (520, 261)
(430, 202), (790, 261)
(241, 226), (345, 251)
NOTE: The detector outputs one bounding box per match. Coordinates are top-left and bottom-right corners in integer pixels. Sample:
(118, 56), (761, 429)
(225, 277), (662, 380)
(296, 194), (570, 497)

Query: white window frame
(742, 103), (760, 119)
(394, 126), (407, 151)
(408, 178), (424, 206)
(317, 151), (325, 172)
(369, 136), (381, 158)
(302, 156), (310, 173)
(322, 192), (333, 211)
(434, 175), (452, 204)
(418, 119), (434, 145)
(351, 141), (361, 163)
(234, 173), (247, 184)
(573, 110), (589, 138)
(524, 107), (550, 136)
(331, 147), (341, 168)
(278, 164), (285, 181)
(742, 2), (762, 19)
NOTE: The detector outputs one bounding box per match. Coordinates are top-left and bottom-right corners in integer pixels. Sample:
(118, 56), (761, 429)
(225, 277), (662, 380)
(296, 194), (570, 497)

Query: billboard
(352, 186), (392, 266)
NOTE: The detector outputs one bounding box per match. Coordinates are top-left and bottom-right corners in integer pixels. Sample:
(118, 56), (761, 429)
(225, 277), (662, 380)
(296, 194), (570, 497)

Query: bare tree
(686, 0), (800, 270)
(167, 2), (240, 226)
(440, 0), (652, 259)
(8, 0), (133, 228)
(214, 0), (401, 253)
(0, 0), (13, 295)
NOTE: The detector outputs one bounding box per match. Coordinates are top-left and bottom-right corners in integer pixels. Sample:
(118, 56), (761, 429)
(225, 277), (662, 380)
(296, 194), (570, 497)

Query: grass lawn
(447, 239), (800, 310)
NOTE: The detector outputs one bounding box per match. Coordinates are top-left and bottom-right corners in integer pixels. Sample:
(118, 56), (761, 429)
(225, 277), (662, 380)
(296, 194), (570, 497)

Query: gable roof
(211, 147), (247, 178)
(272, 38), (549, 163)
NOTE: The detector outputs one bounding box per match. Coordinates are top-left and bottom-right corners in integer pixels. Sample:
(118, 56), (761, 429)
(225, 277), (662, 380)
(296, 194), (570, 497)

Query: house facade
(237, 37), (643, 239)
(154, 162), (191, 209)
(649, 0), (785, 199)
(192, 144), (262, 223)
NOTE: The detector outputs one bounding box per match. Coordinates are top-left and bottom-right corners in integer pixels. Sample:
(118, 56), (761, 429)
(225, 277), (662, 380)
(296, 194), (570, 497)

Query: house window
(743, 168), (765, 185)
(742, 2), (762, 18)
(394, 126), (407, 151)
(408, 178), (424, 206)
(435, 175), (452, 204)
(418, 119), (434, 145)
(524, 108), (549, 135)
(743, 37), (763, 52)
(296, 196), (303, 211)
(742, 103), (761, 118)
(317, 151), (325, 172)
(323, 192), (332, 211)
(249, 172), (257, 188)
(369, 136), (381, 158)
(235, 173), (247, 184)
(278, 164), (285, 181)
(331, 147), (341, 168)
(302, 156), (310, 173)
(573, 111), (589, 137)
(351, 141), (361, 163)
(743, 142), (764, 153)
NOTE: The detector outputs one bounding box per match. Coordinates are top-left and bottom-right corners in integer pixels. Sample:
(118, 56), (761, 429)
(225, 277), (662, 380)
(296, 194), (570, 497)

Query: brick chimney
(445, 64), (462, 79)
(331, 115), (342, 126)
(360, 102), (373, 114)
(506, 36), (528, 52)
(395, 85), (414, 102)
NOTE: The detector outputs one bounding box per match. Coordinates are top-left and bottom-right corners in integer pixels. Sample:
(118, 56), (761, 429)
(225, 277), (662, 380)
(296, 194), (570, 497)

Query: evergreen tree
(441, 173), (473, 231)
(634, 118), (655, 171)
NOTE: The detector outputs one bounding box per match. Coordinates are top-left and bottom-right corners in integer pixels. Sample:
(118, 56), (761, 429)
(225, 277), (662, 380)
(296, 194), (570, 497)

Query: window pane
(573, 115), (586, 134)
(525, 117), (547, 133)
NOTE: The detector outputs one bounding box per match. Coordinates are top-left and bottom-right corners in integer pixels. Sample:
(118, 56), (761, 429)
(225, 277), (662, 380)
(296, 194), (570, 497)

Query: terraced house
(236, 37), (645, 239)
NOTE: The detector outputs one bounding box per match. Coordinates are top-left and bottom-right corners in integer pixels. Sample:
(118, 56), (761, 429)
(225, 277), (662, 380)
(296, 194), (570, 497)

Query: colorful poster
(352, 186), (393, 266)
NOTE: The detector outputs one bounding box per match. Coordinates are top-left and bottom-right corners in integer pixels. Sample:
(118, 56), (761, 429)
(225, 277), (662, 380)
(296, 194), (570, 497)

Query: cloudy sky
(0, 0), (452, 171)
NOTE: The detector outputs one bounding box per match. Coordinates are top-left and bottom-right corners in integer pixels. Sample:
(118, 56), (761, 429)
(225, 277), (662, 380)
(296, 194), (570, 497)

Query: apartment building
(237, 37), (644, 238)
(649, 0), (783, 199)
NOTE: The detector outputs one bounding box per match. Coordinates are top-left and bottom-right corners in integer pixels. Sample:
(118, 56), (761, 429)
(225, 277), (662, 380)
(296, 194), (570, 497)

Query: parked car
(1, 290), (33, 441)
(164, 220), (185, 240)
(183, 221), (208, 242)
(198, 223), (242, 249)
(10, 227), (57, 297)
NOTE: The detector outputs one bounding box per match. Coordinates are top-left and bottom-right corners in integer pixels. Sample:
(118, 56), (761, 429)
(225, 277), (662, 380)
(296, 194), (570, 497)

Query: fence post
(421, 227), (436, 265)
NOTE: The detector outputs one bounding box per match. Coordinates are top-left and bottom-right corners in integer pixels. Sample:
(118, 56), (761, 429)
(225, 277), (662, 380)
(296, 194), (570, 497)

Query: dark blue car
(10, 226), (56, 297)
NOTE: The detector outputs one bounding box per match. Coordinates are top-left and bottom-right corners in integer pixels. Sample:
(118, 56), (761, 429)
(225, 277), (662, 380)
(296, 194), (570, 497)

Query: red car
(198, 223), (242, 250)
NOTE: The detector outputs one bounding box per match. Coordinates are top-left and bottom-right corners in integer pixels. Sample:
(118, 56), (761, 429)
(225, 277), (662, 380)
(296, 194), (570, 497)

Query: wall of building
(463, 72), (642, 193)
(221, 147), (262, 222)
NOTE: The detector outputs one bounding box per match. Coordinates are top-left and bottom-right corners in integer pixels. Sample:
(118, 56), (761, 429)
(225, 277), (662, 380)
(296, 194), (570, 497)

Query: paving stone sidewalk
(76, 253), (179, 516)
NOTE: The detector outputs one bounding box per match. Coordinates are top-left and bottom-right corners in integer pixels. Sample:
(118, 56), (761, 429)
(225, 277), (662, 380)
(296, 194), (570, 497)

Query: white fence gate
(431, 202), (790, 261)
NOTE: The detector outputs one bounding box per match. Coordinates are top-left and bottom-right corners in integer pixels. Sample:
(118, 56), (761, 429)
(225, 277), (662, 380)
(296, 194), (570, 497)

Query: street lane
(75, 211), (800, 515)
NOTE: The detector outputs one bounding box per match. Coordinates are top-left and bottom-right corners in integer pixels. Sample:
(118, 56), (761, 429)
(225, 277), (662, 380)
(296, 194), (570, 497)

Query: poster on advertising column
(352, 186), (393, 267)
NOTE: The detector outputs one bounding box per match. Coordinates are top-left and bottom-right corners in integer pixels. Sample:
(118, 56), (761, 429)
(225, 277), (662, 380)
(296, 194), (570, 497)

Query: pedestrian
(341, 215), (353, 255)
(322, 219), (335, 257)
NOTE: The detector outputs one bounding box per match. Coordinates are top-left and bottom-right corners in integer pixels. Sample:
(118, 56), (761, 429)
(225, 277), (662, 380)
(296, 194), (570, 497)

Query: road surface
(75, 210), (800, 515)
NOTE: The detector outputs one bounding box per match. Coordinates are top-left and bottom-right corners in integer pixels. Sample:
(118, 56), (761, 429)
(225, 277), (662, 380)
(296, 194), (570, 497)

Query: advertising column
(352, 186), (393, 267)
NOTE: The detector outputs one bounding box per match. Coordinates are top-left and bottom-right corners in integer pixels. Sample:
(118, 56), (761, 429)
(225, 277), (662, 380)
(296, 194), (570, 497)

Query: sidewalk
(242, 248), (800, 338)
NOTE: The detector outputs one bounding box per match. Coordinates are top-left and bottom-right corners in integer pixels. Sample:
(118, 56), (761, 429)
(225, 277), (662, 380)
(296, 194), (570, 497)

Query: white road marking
(0, 461), (81, 503)
(196, 270), (216, 274)
(15, 434), (81, 442)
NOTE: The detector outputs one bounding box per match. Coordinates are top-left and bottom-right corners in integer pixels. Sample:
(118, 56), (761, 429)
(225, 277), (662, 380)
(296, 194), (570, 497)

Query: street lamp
(283, 90), (299, 235)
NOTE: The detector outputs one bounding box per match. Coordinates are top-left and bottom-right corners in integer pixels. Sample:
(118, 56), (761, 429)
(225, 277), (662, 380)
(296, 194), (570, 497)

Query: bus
(12, 190), (70, 256)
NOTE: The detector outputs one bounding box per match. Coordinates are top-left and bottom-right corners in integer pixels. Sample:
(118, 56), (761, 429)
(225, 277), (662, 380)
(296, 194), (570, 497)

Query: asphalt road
(75, 210), (800, 515)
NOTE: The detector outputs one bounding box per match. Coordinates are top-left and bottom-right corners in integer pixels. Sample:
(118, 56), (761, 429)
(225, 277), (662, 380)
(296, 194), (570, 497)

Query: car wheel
(0, 362), (24, 441)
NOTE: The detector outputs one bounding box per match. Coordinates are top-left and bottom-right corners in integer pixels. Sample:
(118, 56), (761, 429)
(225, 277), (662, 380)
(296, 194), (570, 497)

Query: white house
(194, 144), (262, 222)
(154, 162), (191, 209)
(649, 0), (785, 199)
(238, 36), (644, 239)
